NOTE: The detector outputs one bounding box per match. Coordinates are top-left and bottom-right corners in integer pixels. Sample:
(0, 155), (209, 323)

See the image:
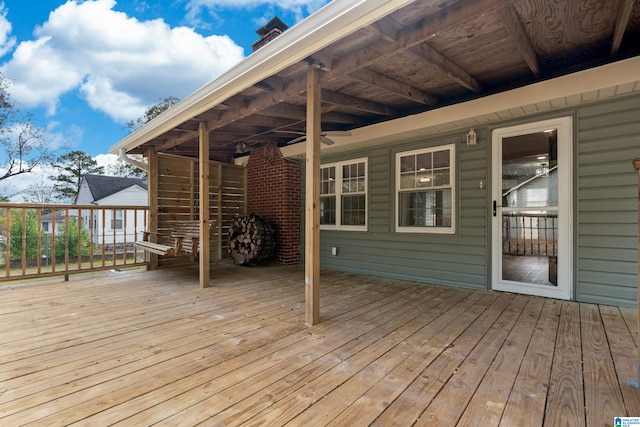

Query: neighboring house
(75, 175), (148, 246)
(110, 0), (640, 320)
(40, 210), (67, 233)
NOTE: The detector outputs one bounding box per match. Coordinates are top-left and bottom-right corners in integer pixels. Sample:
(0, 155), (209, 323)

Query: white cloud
(0, 0), (245, 122)
(94, 153), (120, 169)
(0, 3), (15, 57)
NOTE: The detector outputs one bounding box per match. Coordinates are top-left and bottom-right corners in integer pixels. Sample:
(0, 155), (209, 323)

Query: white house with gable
(75, 175), (148, 247)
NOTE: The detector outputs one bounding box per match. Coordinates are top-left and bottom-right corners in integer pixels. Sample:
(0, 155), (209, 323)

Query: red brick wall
(246, 144), (301, 264)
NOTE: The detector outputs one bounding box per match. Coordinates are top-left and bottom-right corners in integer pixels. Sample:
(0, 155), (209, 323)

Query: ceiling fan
(283, 130), (351, 146)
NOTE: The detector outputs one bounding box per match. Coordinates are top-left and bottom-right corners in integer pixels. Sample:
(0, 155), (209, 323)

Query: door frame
(491, 116), (573, 300)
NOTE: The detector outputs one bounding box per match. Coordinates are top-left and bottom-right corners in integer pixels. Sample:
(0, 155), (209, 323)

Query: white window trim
(320, 157), (368, 231)
(395, 143), (456, 234)
(112, 209), (124, 230)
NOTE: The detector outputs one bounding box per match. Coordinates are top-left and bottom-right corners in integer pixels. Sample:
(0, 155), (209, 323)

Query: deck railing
(0, 203), (149, 282)
(502, 212), (558, 256)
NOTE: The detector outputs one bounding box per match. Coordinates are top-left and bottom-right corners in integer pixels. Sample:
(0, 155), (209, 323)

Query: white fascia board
(280, 55), (640, 158)
(109, 0), (416, 155)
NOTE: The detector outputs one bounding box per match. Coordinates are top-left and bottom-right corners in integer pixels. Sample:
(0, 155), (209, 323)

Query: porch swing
(134, 220), (216, 258)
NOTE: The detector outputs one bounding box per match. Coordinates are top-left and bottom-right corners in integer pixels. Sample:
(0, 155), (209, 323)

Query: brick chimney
(252, 17), (289, 52)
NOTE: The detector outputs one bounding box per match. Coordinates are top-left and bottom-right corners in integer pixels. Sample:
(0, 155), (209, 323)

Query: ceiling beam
(254, 75), (287, 92)
(208, 77), (308, 132)
(321, 89), (397, 116)
(370, 17), (400, 42)
(408, 43), (483, 93)
(160, 0), (507, 150)
(349, 68), (437, 105)
(258, 103), (308, 121)
(498, 3), (541, 77)
(330, 0), (512, 76)
(305, 51), (334, 71)
(611, 0), (634, 56)
(155, 129), (198, 151)
(225, 114), (300, 129)
(315, 46), (437, 106)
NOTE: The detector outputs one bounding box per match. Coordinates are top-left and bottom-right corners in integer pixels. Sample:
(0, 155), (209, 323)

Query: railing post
(0, 203), (149, 283)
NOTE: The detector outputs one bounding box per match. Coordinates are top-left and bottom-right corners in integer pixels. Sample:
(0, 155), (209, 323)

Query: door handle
(493, 200), (497, 217)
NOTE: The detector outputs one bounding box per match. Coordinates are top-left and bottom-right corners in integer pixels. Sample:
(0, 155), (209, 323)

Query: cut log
(228, 214), (276, 266)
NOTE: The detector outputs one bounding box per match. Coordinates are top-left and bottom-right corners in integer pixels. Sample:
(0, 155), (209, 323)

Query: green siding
(576, 94), (640, 306)
(310, 132), (489, 291)
(299, 92), (639, 307)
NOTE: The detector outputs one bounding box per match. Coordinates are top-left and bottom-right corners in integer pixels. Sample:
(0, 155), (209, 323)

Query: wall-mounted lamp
(466, 128), (477, 146)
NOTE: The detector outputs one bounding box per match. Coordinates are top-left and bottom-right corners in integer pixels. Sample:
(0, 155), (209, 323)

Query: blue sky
(0, 0), (328, 198)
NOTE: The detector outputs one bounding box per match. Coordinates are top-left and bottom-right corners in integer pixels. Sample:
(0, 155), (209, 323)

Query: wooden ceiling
(129, 0), (640, 161)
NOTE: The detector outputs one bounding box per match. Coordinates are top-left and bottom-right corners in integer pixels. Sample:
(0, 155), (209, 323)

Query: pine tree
(50, 151), (104, 202)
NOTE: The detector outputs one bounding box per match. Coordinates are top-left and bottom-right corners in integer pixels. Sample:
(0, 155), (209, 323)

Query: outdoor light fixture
(466, 128), (477, 145)
(235, 142), (247, 154)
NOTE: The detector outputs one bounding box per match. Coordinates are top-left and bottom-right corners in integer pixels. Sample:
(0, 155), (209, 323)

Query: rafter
(611, 0), (634, 56)
(207, 77), (308, 131)
(330, 0), (512, 77)
(408, 44), (482, 93)
(321, 89), (397, 116)
(498, 3), (541, 77)
(154, 129), (198, 151)
(354, 18), (438, 105)
(348, 68), (437, 105)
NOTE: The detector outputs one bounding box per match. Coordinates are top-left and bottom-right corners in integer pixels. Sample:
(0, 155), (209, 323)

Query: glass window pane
(416, 153), (432, 171)
(320, 196), (336, 225)
(342, 195), (365, 225)
(398, 189), (451, 228)
(400, 173), (415, 189)
(400, 156), (415, 173)
(433, 150), (449, 168)
(433, 169), (450, 186)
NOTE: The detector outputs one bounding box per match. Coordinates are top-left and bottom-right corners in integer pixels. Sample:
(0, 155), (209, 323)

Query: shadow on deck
(1, 261), (638, 426)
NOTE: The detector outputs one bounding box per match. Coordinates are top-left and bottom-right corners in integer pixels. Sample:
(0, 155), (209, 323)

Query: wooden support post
(217, 164), (223, 260)
(199, 122), (211, 288)
(305, 67), (321, 326)
(631, 158), (640, 387)
(147, 146), (159, 270)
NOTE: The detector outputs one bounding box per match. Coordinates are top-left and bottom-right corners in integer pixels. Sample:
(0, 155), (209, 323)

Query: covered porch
(1, 263), (638, 426)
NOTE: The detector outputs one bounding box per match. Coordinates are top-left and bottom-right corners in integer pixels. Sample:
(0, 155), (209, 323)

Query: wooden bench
(134, 220), (215, 257)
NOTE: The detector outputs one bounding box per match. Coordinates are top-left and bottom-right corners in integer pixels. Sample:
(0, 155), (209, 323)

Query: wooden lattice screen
(156, 153), (247, 267)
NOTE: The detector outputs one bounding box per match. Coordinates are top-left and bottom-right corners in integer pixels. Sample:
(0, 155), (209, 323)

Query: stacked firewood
(228, 214), (276, 266)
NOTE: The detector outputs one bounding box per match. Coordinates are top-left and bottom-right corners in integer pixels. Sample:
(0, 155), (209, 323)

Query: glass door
(492, 117), (572, 299)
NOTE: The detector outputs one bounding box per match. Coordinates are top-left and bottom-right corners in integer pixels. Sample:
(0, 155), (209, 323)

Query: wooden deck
(1, 262), (638, 426)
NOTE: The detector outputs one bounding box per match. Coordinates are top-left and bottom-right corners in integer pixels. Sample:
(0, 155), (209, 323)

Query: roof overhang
(109, 0), (640, 161)
(109, 0), (415, 156)
(279, 55), (640, 159)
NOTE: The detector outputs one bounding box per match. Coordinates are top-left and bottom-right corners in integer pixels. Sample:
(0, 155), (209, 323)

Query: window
(112, 209), (123, 230)
(396, 144), (455, 233)
(320, 158), (367, 231)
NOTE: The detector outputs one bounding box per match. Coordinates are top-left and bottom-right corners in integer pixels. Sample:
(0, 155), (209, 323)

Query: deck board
(0, 262), (637, 426)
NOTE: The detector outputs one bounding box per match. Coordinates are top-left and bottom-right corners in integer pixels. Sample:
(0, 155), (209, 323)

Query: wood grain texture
(0, 264), (636, 426)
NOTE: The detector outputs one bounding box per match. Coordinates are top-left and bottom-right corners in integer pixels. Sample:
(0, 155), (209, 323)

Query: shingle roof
(82, 174), (147, 202)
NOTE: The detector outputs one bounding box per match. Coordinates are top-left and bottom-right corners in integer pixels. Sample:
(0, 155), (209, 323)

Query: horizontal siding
(299, 92), (639, 306)
(577, 93), (640, 306)
(313, 131), (489, 291)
